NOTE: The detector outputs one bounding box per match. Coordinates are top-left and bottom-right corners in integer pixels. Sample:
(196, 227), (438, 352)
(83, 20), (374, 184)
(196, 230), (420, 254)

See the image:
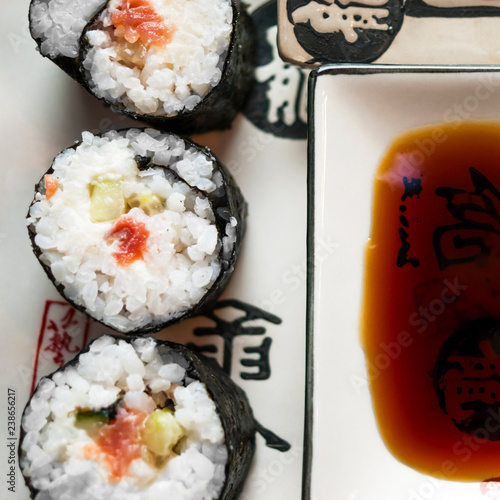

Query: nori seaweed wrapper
(27, 128), (247, 335)
(28, 0), (256, 134)
(19, 336), (256, 500)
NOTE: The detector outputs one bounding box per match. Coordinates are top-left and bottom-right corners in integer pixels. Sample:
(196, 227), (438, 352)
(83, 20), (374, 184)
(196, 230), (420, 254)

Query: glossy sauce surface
(362, 122), (500, 481)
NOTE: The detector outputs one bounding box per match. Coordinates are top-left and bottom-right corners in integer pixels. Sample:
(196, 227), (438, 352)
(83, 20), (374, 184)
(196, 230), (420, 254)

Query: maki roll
(27, 128), (246, 334)
(19, 335), (255, 500)
(28, 0), (255, 133)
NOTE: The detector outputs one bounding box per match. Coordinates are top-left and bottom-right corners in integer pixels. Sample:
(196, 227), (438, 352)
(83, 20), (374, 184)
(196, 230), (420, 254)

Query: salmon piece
(85, 408), (148, 482)
(44, 174), (59, 200)
(106, 216), (150, 267)
(111, 0), (173, 47)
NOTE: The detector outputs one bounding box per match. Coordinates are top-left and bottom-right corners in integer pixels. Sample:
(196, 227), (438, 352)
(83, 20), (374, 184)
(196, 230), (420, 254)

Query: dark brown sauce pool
(362, 122), (500, 482)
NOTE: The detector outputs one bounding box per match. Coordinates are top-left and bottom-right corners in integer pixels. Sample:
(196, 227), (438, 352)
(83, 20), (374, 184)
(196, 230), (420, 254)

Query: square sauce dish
(306, 65), (500, 500)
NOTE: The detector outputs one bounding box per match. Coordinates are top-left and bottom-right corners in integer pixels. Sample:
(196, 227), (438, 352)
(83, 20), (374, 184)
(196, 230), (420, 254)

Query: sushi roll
(19, 335), (256, 500)
(28, 0), (255, 134)
(27, 128), (246, 334)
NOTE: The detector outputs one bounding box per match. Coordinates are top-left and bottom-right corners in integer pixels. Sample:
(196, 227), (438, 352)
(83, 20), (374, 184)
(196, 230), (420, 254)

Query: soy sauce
(362, 122), (500, 481)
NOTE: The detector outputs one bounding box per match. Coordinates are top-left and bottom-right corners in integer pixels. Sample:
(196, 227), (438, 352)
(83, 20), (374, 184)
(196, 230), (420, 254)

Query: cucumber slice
(143, 408), (184, 457)
(127, 191), (165, 216)
(74, 393), (124, 435)
(90, 179), (126, 223)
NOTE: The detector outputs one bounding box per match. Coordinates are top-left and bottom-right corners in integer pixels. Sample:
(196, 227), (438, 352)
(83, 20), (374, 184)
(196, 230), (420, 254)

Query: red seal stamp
(31, 301), (90, 391)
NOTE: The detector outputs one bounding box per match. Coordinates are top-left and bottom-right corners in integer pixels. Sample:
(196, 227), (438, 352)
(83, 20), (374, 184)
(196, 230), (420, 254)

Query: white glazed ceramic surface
(310, 66), (500, 500)
(0, 1), (307, 498)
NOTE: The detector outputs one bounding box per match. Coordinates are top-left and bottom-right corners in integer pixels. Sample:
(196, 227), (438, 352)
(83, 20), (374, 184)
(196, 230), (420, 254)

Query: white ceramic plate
(0, 1), (307, 498)
(308, 65), (500, 500)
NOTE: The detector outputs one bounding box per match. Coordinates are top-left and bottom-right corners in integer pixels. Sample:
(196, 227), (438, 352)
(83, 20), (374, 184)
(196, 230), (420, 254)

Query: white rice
(20, 336), (227, 500)
(27, 129), (235, 332)
(30, 0), (233, 114)
(83, 0), (233, 115)
(30, 0), (105, 58)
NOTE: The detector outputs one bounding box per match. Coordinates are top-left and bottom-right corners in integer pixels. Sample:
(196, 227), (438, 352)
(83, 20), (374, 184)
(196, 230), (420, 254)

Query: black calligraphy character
(397, 177), (422, 268)
(190, 299), (281, 378)
(397, 228), (420, 268)
(402, 176), (423, 201)
(433, 168), (500, 270)
(189, 299), (291, 452)
(241, 338), (272, 381)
